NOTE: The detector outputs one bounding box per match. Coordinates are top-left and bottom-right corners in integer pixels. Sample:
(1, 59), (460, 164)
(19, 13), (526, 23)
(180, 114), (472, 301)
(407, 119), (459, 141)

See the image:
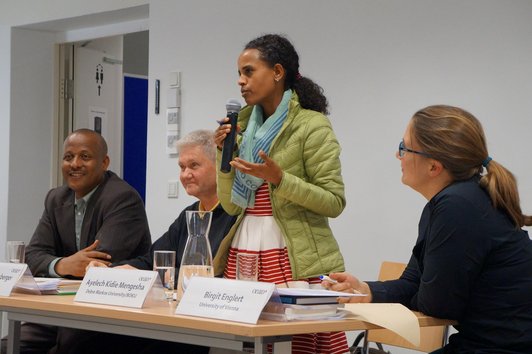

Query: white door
(73, 42), (123, 175)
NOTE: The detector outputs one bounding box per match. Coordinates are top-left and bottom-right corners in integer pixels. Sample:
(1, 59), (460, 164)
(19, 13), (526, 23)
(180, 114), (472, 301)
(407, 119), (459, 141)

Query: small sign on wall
(166, 131), (179, 155)
(166, 108), (179, 155)
(89, 106), (107, 135)
(166, 108), (179, 130)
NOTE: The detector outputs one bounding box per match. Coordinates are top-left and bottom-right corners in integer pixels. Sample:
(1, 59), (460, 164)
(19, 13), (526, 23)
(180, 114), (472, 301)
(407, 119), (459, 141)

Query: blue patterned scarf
(231, 90), (292, 208)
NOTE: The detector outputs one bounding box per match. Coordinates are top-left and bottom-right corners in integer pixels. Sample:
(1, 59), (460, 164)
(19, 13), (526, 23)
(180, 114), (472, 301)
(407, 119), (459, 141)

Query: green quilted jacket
(215, 92), (346, 279)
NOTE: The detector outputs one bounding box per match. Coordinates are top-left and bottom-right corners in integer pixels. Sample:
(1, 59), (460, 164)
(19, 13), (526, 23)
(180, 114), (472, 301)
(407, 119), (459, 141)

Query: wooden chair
(358, 261), (449, 353)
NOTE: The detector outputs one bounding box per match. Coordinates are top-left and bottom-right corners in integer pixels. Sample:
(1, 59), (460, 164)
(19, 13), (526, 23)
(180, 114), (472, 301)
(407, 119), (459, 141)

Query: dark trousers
(0, 323), (57, 354)
(1, 324), (209, 354)
(51, 328), (209, 354)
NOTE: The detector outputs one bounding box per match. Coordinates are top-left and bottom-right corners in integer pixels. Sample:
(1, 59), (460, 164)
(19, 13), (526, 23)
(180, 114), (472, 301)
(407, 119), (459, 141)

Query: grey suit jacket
(26, 171), (152, 277)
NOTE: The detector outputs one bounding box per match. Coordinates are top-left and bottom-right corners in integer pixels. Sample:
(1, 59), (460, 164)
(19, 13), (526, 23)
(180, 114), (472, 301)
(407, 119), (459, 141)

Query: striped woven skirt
(223, 197), (349, 354)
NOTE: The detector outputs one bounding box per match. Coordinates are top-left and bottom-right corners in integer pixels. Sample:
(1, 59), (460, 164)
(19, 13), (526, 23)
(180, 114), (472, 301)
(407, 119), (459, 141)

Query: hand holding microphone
(218, 99), (241, 173)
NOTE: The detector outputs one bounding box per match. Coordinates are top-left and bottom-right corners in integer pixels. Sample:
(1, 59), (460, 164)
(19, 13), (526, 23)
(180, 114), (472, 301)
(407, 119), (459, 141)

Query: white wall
(7, 28), (57, 245)
(146, 0), (532, 277)
(1, 1), (532, 352)
(0, 24), (11, 259)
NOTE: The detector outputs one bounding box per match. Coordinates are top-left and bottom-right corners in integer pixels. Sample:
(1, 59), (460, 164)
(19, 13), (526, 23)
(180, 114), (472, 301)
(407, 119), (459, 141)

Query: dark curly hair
(244, 34), (329, 115)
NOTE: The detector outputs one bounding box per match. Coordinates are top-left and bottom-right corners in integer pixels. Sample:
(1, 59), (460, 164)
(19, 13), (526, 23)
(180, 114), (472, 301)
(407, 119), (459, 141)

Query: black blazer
(26, 171), (151, 277)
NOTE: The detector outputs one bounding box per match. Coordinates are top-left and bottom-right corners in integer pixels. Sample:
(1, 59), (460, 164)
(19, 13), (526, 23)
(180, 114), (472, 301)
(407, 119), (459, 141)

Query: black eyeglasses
(398, 140), (431, 158)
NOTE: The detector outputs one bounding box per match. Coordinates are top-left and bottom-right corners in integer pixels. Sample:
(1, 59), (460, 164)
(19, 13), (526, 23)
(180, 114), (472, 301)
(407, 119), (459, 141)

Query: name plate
(176, 277), (275, 324)
(74, 267), (158, 308)
(0, 263), (27, 296)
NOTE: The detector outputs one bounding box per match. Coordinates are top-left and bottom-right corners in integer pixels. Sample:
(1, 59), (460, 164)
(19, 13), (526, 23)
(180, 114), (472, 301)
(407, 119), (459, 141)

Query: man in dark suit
(3, 129), (151, 353)
(26, 129), (151, 278)
(55, 130), (237, 354)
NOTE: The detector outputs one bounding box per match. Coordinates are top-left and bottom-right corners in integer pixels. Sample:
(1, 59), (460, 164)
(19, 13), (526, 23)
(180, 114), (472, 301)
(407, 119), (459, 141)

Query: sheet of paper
(34, 277), (82, 286)
(343, 303), (420, 346)
(33, 278), (60, 288)
(31, 278), (82, 294)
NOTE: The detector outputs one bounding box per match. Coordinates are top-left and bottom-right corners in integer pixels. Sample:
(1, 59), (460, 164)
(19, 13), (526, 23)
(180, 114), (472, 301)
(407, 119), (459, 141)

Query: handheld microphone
(220, 99), (242, 173)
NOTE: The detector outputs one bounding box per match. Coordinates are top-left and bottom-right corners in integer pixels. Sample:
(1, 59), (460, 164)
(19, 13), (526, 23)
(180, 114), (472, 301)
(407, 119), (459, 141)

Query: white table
(0, 293), (454, 354)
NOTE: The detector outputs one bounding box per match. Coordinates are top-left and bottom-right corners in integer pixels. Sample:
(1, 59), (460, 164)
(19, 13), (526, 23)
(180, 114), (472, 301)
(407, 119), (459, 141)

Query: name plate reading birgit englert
(74, 267), (157, 308)
(176, 277), (275, 324)
(0, 263), (27, 296)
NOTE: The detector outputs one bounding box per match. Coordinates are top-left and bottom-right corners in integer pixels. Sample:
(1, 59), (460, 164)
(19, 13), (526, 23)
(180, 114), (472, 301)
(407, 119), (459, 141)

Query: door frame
(51, 11), (149, 187)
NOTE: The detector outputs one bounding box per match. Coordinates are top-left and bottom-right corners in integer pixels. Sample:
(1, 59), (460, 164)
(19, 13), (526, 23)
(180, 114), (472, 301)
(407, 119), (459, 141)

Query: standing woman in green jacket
(215, 33), (348, 353)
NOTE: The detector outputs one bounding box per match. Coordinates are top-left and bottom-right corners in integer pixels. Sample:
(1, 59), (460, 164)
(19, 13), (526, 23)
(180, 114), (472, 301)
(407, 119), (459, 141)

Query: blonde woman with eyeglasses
(325, 105), (532, 354)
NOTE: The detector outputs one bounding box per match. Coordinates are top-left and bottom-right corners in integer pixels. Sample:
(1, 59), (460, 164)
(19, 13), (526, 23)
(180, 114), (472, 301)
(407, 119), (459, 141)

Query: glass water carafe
(176, 210), (214, 301)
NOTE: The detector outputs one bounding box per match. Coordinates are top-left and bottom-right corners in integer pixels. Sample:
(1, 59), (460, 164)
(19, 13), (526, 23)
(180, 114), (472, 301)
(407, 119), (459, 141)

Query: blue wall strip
(123, 76), (148, 203)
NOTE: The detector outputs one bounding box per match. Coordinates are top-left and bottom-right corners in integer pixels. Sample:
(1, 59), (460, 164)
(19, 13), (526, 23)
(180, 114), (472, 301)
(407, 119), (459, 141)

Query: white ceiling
(19, 4), (148, 33)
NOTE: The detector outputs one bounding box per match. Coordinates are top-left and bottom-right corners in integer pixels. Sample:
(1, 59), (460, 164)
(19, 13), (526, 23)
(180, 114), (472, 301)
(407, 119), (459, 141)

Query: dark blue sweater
(369, 177), (532, 353)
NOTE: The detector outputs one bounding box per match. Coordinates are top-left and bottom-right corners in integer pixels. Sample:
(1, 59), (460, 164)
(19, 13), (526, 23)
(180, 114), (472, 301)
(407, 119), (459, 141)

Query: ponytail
(480, 160), (532, 228)
(292, 76), (329, 115)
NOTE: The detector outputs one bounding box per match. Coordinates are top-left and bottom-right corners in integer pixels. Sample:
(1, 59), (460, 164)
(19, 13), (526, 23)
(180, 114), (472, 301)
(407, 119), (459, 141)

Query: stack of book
(261, 288), (363, 321)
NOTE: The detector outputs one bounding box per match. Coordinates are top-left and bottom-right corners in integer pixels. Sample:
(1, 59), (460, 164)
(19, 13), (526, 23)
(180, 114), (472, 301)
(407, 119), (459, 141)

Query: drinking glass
(6, 241), (25, 263)
(236, 253), (259, 281)
(153, 250), (176, 300)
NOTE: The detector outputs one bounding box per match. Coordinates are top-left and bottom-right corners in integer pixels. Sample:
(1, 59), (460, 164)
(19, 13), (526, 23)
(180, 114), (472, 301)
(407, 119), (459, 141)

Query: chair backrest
(366, 261), (447, 352)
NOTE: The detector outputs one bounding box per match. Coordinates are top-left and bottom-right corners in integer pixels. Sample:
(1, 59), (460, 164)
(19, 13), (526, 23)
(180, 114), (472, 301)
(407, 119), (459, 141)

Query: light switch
(169, 71), (181, 87)
(168, 180), (179, 198)
(167, 87), (181, 108)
